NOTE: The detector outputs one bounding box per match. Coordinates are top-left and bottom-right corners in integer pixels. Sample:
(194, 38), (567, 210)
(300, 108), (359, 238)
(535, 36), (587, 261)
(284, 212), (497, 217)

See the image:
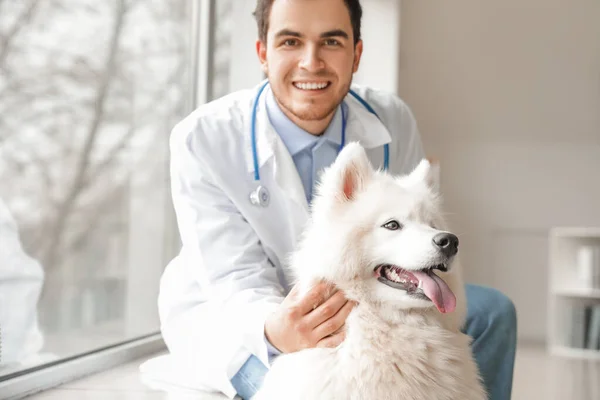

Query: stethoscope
(249, 81), (390, 207)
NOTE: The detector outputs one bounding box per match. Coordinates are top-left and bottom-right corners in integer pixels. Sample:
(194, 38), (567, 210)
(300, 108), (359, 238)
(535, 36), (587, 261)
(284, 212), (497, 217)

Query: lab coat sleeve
(159, 123), (286, 398)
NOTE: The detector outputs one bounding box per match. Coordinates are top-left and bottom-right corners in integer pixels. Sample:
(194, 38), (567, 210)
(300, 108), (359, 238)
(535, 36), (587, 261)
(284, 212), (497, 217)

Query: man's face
(256, 0), (363, 131)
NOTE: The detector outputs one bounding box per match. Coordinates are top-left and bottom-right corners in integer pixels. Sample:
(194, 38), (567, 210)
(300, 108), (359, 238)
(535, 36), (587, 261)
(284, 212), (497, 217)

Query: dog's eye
(382, 220), (402, 231)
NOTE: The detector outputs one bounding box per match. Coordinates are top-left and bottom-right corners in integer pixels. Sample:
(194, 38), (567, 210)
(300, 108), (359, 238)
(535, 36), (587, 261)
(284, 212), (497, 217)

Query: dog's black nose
(432, 233), (459, 257)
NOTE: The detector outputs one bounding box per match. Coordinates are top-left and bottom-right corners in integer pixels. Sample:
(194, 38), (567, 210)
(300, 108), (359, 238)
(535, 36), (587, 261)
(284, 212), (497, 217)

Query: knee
(467, 285), (517, 337)
(489, 288), (517, 335)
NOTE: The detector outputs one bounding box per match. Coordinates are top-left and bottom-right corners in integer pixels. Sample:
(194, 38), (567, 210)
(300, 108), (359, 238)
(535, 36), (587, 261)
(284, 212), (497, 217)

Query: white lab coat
(143, 81), (426, 398)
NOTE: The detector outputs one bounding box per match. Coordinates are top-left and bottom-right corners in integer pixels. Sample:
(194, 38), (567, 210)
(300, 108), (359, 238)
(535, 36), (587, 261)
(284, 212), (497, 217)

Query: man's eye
(382, 220), (402, 231)
(283, 39), (298, 46)
(325, 39), (340, 46)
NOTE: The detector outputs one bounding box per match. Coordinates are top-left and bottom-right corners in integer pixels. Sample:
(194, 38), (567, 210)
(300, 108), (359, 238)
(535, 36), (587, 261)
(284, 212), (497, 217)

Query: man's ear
(352, 40), (363, 73)
(256, 40), (268, 74)
(328, 142), (373, 202)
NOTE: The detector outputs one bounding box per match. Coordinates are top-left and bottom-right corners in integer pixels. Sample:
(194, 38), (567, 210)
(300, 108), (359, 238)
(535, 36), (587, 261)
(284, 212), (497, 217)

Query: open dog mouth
(374, 264), (456, 314)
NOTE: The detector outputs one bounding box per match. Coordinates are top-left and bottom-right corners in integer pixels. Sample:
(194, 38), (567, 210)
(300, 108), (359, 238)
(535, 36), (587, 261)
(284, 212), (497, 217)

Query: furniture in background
(548, 227), (600, 359)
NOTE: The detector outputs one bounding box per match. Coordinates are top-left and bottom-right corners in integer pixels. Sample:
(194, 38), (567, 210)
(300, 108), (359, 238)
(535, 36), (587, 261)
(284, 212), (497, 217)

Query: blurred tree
(0, 0), (190, 331)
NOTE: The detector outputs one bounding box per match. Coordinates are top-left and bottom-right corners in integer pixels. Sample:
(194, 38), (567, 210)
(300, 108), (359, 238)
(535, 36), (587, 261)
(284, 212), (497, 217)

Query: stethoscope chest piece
(249, 185), (270, 207)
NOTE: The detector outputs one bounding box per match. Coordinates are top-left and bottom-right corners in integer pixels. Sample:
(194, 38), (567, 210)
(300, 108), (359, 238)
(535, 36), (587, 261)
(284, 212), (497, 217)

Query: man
(155, 0), (517, 399)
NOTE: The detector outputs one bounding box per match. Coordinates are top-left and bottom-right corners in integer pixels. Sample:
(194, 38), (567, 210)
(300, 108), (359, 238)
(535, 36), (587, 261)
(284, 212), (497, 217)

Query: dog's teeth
(418, 280), (423, 289)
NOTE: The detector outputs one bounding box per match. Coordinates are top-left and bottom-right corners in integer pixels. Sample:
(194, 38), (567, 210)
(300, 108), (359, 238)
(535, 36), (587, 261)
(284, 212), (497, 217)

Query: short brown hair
(253, 0), (363, 45)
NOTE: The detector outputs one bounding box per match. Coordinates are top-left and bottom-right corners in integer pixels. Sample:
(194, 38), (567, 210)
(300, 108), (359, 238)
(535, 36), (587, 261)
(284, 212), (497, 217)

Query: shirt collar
(265, 86), (344, 156)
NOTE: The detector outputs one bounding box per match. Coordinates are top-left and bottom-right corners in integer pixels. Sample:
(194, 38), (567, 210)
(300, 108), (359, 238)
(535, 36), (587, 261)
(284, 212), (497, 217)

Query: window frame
(0, 334), (163, 399)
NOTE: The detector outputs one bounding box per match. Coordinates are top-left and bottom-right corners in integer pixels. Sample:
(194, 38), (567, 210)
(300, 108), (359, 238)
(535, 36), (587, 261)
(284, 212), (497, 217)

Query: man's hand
(264, 282), (356, 354)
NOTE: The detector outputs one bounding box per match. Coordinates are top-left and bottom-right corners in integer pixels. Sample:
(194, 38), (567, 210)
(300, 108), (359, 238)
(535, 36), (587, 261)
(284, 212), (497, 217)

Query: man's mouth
(374, 264), (456, 314)
(293, 81), (331, 91)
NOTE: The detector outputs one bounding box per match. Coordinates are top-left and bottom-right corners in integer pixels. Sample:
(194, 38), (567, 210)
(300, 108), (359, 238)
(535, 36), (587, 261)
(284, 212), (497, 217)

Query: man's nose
(432, 232), (459, 257)
(299, 45), (324, 71)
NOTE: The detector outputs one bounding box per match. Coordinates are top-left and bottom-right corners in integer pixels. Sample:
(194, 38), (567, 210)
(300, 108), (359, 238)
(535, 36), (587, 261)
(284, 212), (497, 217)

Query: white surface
(24, 353), (231, 400)
(548, 231), (600, 294)
(549, 345), (600, 361)
(0, 335), (164, 400)
(553, 287), (600, 299)
(551, 227), (600, 238)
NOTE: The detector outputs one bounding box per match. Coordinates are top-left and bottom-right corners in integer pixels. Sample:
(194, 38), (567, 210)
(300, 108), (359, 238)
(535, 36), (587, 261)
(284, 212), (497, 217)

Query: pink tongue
(411, 270), (456, 313)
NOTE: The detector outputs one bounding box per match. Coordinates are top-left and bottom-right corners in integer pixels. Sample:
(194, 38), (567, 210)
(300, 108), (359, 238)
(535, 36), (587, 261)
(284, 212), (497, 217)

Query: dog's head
(292, 142), (465, 321)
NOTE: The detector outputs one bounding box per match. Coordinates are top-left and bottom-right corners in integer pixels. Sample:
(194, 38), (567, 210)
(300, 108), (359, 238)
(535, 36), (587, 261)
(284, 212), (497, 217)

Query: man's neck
(276, 99), (336, 136)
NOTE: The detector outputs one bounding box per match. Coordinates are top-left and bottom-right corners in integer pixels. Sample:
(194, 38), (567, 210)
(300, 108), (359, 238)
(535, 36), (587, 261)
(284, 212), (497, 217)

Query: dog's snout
(432, 233), (459, 257)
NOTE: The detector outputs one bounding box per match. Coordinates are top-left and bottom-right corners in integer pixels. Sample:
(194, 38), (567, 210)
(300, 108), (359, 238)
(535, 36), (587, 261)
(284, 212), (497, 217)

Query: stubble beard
(271, 78), (352, 124)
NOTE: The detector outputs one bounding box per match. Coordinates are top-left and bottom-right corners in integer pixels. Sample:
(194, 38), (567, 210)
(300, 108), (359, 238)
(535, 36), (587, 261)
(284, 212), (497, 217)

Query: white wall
(227, 1), (265, 92)
(352, 0), (402, 93)
(398, 0), (600, 342)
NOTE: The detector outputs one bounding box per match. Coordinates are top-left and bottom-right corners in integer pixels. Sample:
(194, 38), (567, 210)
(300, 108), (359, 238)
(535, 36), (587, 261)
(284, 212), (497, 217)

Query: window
(0, 0), (192, 379)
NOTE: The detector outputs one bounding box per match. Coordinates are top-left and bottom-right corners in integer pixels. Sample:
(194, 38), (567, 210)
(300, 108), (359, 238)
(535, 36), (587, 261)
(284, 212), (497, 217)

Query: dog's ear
(330, 142), (374, 201)
(406, 158), (439, 191)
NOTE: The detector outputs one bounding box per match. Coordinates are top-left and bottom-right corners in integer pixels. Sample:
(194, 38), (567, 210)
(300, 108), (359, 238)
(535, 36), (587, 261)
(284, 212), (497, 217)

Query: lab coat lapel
(343, 93), (392, 153)
(245, 83), (310, 237)
(272, 133), (310, 224)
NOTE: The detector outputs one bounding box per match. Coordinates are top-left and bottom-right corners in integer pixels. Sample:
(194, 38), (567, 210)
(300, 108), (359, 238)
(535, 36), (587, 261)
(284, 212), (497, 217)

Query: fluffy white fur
(254, 143), (487, 400)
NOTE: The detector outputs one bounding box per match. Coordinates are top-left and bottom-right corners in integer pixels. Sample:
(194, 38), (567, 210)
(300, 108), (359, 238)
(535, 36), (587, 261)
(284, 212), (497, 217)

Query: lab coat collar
(244, 81), (276, 175)
(245, 81), (392, 174)
(343, 88), (392, 150)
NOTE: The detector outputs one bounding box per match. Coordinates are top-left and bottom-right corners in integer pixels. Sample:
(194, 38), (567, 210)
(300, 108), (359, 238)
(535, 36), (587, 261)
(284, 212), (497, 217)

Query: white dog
(254, 143), (487, 400)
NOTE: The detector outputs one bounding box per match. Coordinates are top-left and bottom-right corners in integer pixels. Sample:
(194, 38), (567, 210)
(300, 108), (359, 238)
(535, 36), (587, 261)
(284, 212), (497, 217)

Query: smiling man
(155, 1), (518, 399)
(256, 0), (362, 135)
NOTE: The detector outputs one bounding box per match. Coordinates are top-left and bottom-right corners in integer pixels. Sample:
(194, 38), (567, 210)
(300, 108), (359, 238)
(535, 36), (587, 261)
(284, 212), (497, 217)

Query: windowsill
(0, 334), (167, 399)
(23, 352), (231, 400)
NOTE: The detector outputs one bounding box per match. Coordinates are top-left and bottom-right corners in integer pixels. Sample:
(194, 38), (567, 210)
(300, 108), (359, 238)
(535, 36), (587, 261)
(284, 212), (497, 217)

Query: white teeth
(418, 280), (423, 289)
(294, 82), (328, 90)
(387, 268), (407, 284)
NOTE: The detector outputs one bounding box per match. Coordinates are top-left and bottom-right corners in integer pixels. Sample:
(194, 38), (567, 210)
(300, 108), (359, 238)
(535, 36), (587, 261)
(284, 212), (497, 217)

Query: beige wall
(398, 0), (600, 341)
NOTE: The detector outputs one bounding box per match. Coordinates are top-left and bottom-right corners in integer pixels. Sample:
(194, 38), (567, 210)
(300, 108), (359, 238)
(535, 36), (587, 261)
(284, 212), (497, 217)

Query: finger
(284, 284), (301, 302)
(313, 299), (355, 339)
(316, 330), (346, 349)
(305, 290), (348, 328)
(295, 281), (337, 315)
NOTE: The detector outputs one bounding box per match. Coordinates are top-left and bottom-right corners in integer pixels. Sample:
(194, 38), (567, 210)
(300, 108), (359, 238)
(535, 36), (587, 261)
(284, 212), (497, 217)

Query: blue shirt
(265, 86), (346, 203)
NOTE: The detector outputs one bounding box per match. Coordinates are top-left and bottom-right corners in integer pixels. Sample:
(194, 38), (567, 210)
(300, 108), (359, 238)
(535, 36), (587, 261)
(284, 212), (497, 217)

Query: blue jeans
(231, 284), (517, 400)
